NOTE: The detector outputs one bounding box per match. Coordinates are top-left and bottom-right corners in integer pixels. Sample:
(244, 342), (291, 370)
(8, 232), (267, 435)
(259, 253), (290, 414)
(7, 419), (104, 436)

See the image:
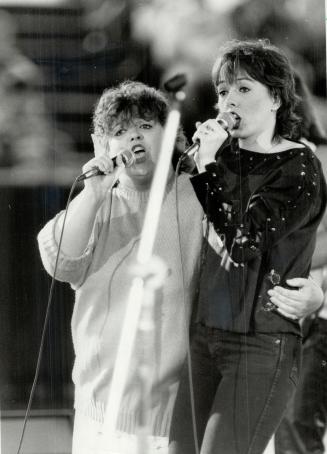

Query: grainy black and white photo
(0, 1), (326, 454)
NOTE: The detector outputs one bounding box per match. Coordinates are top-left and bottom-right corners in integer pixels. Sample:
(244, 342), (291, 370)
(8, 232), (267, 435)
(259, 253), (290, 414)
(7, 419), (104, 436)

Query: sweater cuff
(37, 211), (93, 274)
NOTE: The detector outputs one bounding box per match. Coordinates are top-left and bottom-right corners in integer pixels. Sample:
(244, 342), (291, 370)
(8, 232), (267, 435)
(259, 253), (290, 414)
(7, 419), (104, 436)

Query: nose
(130, 126), (143, 141)
(225, 89), (238, 108)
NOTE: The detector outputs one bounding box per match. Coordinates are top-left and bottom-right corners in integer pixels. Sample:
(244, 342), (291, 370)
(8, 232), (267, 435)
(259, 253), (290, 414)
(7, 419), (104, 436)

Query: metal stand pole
(101, 75), (187, 451)
(135, 257), (168, 454)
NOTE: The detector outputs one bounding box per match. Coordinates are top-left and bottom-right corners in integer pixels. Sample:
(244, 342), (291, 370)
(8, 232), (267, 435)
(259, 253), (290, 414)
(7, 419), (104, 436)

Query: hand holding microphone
(77, 150), (135, 181)
(185, 112), (238, 172)
(77, 134), (135, 182)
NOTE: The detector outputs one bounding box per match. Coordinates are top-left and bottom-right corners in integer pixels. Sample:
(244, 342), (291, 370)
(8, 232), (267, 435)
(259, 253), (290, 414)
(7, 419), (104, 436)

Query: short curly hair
(211, 39), (300, 139)
(92, 80), (169, 136)
(91, 80), (191, 171)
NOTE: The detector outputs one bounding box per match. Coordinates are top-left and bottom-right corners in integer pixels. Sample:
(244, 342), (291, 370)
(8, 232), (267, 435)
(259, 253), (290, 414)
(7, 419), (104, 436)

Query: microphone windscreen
(217, 112), (238, 130)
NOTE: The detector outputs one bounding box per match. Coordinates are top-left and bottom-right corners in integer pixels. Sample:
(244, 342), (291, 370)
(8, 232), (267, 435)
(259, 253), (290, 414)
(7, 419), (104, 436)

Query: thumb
(91, 134), (107, 158)
(286, 277), (308, 288)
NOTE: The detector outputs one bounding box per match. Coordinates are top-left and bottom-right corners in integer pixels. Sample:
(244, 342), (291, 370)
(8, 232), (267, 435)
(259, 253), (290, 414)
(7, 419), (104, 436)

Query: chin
(129, 167), (153, 182)
(132, 166), (151, 176)
(231, 128), (242, 138)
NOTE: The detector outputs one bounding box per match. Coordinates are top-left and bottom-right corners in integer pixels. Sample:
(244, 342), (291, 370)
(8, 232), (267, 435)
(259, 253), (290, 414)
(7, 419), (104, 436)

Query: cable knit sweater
(37, 173), (203, 437)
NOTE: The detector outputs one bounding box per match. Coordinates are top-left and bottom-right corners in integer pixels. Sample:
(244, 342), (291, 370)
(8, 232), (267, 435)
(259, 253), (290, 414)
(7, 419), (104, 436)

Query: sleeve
(191, 152), (327, 263)
(37, 207), (104, 289)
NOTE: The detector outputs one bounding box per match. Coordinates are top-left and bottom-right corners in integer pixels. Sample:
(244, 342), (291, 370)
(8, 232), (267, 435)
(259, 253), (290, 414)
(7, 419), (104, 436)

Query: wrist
(195, 156), (216, 173)
(202, 157), (216, 168)
(81, 187), (105, 208)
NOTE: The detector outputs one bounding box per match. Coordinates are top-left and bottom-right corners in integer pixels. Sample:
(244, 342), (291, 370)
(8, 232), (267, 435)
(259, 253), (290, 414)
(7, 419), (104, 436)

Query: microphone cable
(174, 142), (246, 454)
(172, 155), (200, 454)
(15, 156), (198, 454)
(15, 170), (121, 454)
(15, 176), (81, 454)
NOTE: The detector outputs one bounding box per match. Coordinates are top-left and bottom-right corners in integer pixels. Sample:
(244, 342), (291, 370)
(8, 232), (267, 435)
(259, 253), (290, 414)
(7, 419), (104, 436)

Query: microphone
(185, 112), (238, 157)
(77, 150), (135, 181)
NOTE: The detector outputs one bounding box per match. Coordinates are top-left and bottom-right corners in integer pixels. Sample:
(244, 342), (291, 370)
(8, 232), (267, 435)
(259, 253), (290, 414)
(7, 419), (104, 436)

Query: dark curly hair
(92, 81), (169, 136)
(92, 80), (191, 171)
(211, 39), (300, 139)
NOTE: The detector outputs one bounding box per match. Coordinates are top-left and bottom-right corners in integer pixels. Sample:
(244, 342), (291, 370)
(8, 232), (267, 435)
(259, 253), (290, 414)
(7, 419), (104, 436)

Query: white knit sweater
(37, 173), (203, 437)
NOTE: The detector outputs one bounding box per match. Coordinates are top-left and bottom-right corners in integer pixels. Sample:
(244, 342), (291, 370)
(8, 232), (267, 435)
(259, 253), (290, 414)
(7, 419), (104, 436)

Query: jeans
(169, 323), (302, 454)
(275, 317), (327, 454)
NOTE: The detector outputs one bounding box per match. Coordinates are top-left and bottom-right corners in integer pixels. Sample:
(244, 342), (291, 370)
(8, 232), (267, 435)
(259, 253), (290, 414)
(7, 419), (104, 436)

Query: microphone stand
(101, 75), (187, 453)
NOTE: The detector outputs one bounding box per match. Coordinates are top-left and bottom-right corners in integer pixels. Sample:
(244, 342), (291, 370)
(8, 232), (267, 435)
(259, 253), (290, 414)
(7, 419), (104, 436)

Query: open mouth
(230, 112), (241, 128)
(132, 144), (146, 162)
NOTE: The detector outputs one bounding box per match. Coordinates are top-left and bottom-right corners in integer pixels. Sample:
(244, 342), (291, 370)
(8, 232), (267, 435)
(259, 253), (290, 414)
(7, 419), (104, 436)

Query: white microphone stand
(101, 76), (187, 453)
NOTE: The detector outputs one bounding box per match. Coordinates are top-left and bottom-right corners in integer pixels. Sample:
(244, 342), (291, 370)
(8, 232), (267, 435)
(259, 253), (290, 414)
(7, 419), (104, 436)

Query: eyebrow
(217, 77), (253, 86)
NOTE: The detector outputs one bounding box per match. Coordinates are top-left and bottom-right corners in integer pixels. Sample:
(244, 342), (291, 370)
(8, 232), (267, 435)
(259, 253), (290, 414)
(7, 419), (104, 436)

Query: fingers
(266, 277), (323, 321)
(267, 286), (303, 319)
(268, 286), (303, 303)
(193, 119), (228, 142)
(267, 283), (320, 320)
(192, 119), (228, 171)
(285, 277), (309, 288)
(195, 119), (227, 137)
(82, 154), (115, 176)
(269, 295), (302, 319)
(275, 307), (298, 320)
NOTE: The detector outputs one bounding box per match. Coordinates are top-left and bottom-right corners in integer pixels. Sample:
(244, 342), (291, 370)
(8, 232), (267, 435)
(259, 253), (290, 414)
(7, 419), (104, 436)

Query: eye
(140, 122), (153, 129)
(239, 86), (250, 93)
(114, 128), (126, 137)
(218, 89), (227, 97)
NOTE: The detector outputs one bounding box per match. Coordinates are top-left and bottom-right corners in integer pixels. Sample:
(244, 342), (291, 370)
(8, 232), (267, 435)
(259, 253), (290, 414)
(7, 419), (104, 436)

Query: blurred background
(0, 0), (325, 452)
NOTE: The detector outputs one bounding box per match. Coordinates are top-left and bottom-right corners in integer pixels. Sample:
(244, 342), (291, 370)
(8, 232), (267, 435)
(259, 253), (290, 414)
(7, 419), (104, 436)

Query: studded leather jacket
(191, 141), (327, 333)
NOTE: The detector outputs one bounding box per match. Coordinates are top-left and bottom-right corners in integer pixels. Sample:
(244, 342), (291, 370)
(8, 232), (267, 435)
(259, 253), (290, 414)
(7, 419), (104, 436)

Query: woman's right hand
(81, 153), (118, 198)
(81, 134), (121, 202)
(193, 119), (228, 172)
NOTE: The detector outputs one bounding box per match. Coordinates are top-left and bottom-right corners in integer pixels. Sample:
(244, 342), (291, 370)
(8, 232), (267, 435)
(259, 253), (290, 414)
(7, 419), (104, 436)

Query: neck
(119, 174), (152, 192)
(119, 167), (175, 192)
(238, 120), (280, 153)
(239, 134), (281, 154)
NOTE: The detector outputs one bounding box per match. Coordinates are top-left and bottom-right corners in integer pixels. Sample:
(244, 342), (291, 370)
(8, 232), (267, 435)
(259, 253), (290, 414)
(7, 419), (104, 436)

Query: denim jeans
(275, 317), (327, 454)
(169, 323), (302, 454)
